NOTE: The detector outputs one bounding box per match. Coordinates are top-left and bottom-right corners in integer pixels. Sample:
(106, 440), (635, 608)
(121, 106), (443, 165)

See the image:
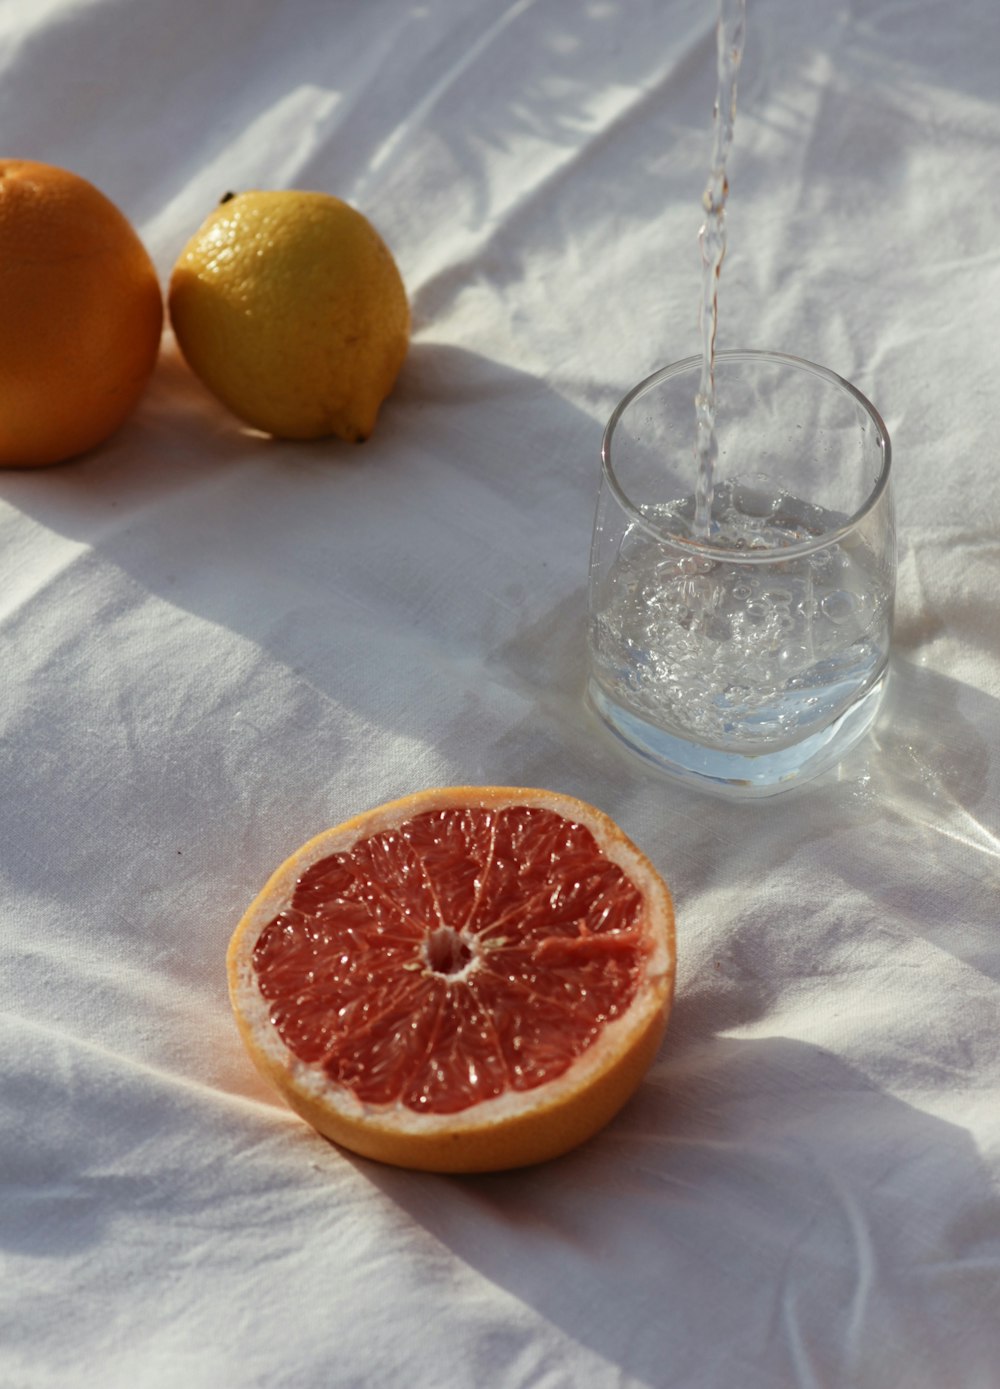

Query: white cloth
(3, 2), (999, 1386)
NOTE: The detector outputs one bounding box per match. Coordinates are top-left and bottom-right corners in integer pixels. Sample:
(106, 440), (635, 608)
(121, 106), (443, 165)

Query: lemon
(168, 190), (409, 442)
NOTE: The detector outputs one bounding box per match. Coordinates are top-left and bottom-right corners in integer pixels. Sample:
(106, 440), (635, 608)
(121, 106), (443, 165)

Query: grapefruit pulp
(227, 787), (676, 1172)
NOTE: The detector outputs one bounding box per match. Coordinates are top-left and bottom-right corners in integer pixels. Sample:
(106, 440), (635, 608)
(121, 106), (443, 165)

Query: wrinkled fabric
(2, 2), (999, 1386)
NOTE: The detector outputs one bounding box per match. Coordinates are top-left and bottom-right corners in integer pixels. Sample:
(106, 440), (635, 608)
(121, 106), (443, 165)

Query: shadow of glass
(487, 573), (998, 986)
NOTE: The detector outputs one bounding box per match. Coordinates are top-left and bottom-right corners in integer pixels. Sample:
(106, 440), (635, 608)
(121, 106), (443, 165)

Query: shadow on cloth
(0, 339), (601, 918)
(358, 1034), (999, 1388)
(0, 338), (598, 713)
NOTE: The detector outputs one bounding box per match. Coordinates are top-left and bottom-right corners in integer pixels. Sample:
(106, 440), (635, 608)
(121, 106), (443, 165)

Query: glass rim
(600, 349), (893, 562)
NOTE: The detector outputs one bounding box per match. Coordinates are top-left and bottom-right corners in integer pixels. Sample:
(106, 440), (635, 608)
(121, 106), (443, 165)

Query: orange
(168, 190), (409, 442)
(227, 786), (676, 1172)
(0, 160), (163, 468)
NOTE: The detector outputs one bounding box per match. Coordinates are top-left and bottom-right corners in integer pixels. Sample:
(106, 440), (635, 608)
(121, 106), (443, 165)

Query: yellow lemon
(168, 190), (409, 442)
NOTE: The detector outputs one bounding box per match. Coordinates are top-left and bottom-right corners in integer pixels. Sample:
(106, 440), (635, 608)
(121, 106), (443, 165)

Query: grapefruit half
(227, 787), (676, 1172)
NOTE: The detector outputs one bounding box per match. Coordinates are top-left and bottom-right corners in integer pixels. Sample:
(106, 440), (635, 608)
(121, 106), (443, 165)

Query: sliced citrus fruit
(227, 786), (676, 1172)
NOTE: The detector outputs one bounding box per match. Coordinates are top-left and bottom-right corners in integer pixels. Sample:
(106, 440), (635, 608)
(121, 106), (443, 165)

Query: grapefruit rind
(227, 787), (676, 1172)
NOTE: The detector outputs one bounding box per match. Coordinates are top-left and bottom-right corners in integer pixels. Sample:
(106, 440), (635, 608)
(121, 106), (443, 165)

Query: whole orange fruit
(0, 160), (163, 467)
(228, 786), (676, 1172)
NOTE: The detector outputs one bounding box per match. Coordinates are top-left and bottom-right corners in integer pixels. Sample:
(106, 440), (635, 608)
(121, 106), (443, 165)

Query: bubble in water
(590, 486), (890, 749)
(820, 590), (858, 624)
(778, 642), (810, 673)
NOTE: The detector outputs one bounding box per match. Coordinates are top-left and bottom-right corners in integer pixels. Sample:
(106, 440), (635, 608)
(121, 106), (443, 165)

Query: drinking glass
(587, 350), (894, 797)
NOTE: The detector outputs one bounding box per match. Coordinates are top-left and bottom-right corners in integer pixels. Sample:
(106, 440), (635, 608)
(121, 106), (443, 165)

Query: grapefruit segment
(228, 787), (676, 1171)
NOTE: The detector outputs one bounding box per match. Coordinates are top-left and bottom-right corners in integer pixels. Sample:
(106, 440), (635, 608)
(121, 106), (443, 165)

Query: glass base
(586, 670), (888, 799)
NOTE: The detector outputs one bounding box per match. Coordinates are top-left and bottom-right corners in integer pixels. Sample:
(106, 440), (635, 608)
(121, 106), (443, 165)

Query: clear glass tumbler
(587, 350), (894, 797)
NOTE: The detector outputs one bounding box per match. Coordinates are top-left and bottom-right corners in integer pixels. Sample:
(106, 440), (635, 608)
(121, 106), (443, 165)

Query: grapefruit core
(227, 787), (676, 1172)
